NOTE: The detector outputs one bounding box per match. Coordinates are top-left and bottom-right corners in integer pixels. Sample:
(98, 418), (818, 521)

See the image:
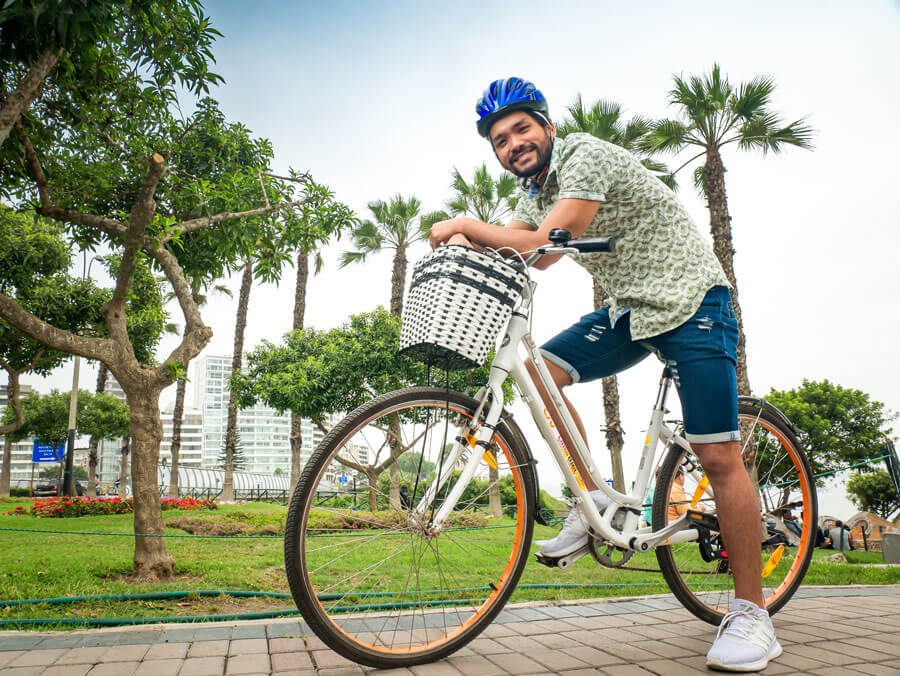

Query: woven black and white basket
(400, 245), (528, 370)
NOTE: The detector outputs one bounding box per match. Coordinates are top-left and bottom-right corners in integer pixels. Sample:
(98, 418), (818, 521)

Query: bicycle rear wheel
(284, 387), (536, 668)
(653, 398), (817, 625)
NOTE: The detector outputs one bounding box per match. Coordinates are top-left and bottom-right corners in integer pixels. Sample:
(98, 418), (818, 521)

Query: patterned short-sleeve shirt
(511, 133), (729, 340)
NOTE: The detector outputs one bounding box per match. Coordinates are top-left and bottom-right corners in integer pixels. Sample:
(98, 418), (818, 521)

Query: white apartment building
(159, 406), (203, 468)
(1, 383), (39, 488)
(194, 355), (335, 476)
(97, 372), (129, 485)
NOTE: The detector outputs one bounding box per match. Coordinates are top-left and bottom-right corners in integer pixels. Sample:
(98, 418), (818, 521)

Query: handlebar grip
(570, 236), (615, 253)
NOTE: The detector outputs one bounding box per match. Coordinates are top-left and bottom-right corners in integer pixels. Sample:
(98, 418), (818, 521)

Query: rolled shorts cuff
(539, 349), (582, 384)
(684, 430), (741, 444)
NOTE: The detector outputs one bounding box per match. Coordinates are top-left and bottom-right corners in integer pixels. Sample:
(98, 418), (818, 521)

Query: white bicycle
(284, 232), (817, 668)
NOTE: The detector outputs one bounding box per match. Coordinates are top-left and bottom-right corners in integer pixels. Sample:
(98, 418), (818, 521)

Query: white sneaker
(536, 490), (611, 558)
(706, 599), (782, 672)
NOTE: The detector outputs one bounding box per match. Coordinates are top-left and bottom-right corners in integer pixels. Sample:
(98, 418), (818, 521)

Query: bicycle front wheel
(653, 398), (817, 625)
(284, 387), (536, 668)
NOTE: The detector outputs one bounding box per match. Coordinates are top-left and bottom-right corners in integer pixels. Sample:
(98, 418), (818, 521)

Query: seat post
(654, 366), (675, 411)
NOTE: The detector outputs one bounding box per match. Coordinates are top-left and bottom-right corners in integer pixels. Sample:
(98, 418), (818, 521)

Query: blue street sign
(338, 475), (348, 484)
(32, 441), (65, 463)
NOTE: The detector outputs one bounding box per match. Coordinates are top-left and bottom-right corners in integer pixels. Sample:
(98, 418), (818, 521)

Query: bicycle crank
(587, 536), (635, 568)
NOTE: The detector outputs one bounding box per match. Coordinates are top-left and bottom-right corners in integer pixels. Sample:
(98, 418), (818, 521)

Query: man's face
(489, 111), (554, 178)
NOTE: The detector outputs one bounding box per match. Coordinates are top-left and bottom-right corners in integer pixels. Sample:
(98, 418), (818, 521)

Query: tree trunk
(367, 469), (378, 511)
(125, 384), (174, 579)
(389, 461), (401, 511)
(390, 245), (407, 318)
(167, 376), (186, 498)
(704, 147), (751, 396)
(387, 418), (402, 511)
(592, 278), (626, 492)
(223, 260), (254, 502)
(290, 249), (310, 487)
(488, 464), (502, 518)
(0, 436), (11, 498)
(87, 362), (109, 497)
(0, 47), (63, 148)
(118, 436), (130, 499)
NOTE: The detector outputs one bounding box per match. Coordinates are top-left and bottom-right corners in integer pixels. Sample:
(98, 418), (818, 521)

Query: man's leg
(691, 440), (764, 606)
(524, 358), (599, 491)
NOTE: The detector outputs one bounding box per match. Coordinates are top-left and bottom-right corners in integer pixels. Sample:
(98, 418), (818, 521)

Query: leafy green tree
(765, 380), (896, 479)
(0, 5), (331, 578)
(642, 64), (814, 396)
(218, 428), (246, 473)
(846, 471), (900, 520)
(233, 309), (513, 511)
(555, 95), (677, 494)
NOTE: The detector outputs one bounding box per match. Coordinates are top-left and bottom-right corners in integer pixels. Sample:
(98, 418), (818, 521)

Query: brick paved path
(1, 586), (897, 675)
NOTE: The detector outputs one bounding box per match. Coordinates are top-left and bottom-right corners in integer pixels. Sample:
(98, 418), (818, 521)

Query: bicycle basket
(400, 245), (528, 370)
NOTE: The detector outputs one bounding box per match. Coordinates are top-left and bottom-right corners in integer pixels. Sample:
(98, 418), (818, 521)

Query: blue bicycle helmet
(476, 77), (549, 138)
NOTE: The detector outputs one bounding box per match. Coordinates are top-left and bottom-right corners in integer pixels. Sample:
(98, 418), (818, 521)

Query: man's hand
(429, 217), (470, 249)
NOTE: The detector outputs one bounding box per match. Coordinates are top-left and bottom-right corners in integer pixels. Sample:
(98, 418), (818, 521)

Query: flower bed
(4, 496), (217, 518)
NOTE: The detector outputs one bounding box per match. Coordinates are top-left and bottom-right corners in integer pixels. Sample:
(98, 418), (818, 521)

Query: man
(827, 520), (853, 551)
(429, 77), (780, 672)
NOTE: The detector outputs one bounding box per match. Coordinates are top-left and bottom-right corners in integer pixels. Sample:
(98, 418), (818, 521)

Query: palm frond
(418, 210), (448, 241)
(737, 114), (815, 154)
(339, 250), (369, 268)
(693, 165), (707, 197)
(640, 119), (691, 154)
(350, 219), (383, 251)
(640, 158), (677, 191)
(730, 75), (775, 121)
(313, 251), (324, 275)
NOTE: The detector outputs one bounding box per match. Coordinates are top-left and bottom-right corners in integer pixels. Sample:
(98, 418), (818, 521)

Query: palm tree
(555, 95), (675, 492)
(290, 247), (323, 487)
(341, 195), (438, 318)
(642, 64), (813, 395)
(341, 195), (441, 509)
(446, 164), (519, 225)
(557, 96), (676, 190)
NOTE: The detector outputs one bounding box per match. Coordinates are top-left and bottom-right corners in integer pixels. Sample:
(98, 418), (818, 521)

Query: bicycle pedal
(686, 509), (719, 531)
(534, 545), (589, 569)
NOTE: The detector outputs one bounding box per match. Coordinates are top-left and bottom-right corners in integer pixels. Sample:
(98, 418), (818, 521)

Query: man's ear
(547, 121), (557, 140)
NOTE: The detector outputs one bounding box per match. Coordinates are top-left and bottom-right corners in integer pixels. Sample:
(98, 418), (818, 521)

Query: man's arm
(429, 198), (601, 269)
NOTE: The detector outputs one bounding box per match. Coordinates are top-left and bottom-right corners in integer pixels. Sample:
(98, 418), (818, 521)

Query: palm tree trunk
(704, 147), (751, 396)
(387, 248), (408, 503)
(290, 249), (310, 487)
(167, 376), (186, 498)
(223, 260), (254, 502)
(592, 279), (626, 492)
(86, 362), (109, 497)
(390, 245), (407, 318)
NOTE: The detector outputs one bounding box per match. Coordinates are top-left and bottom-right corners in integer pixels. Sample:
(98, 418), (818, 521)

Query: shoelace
(715, 608), (773, 651)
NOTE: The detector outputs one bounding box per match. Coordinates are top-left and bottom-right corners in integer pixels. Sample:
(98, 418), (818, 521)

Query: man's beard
(504, 135), (553, 178)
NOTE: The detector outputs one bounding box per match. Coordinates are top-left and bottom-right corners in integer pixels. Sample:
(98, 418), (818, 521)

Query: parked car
(33, 480), (86, 497)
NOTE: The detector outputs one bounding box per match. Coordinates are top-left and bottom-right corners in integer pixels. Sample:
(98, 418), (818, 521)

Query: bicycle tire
(284, 387), (536, 668)
(653, 398), (817, 625)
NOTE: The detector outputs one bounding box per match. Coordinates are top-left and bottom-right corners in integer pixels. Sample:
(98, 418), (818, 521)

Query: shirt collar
(521, 136), (564, 199)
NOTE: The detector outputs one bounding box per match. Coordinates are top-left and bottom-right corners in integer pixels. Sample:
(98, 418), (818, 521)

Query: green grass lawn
(1, 497), (897, 628)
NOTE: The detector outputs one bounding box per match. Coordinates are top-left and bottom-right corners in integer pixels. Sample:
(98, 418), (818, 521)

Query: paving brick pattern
(1, 587), (898, 675)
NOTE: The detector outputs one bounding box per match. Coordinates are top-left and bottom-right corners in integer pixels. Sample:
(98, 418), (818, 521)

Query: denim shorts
(540, 285), (740, 444)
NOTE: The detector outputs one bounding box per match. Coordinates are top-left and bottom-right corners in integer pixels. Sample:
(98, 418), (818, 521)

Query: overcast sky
(28, 0), (900, 517)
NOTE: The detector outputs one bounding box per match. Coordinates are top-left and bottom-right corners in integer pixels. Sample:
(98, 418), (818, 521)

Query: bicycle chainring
(587, 536), (634, 568)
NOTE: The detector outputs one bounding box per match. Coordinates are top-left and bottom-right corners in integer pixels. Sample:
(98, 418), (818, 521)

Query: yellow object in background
(691, 476), (710, 508)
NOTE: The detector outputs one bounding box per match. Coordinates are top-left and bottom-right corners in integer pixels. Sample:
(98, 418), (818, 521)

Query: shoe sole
(706, 642), (782, 672)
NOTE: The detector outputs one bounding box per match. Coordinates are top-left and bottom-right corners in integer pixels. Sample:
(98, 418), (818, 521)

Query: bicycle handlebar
(533, 236), (616, 256)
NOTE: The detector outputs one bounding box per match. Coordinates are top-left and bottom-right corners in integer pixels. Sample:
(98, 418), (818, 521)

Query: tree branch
(150, 246), (212, 381)
(0, 47), (63, 148)
(18, 122), (127, 237)
(261, 171), (312, 185)
(168, 199), (310, 239)
(333, 455), (367, 474)
(104, 154), (168, 351)
(0, 292), (114, 363)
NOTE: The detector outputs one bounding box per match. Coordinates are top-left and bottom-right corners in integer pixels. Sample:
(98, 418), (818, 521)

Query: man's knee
(691, 441), (743, 480)
(525, 357), (572, 390)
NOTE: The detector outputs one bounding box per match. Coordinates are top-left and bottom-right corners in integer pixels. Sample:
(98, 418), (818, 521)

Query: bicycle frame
(417, 279), (708, 552)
